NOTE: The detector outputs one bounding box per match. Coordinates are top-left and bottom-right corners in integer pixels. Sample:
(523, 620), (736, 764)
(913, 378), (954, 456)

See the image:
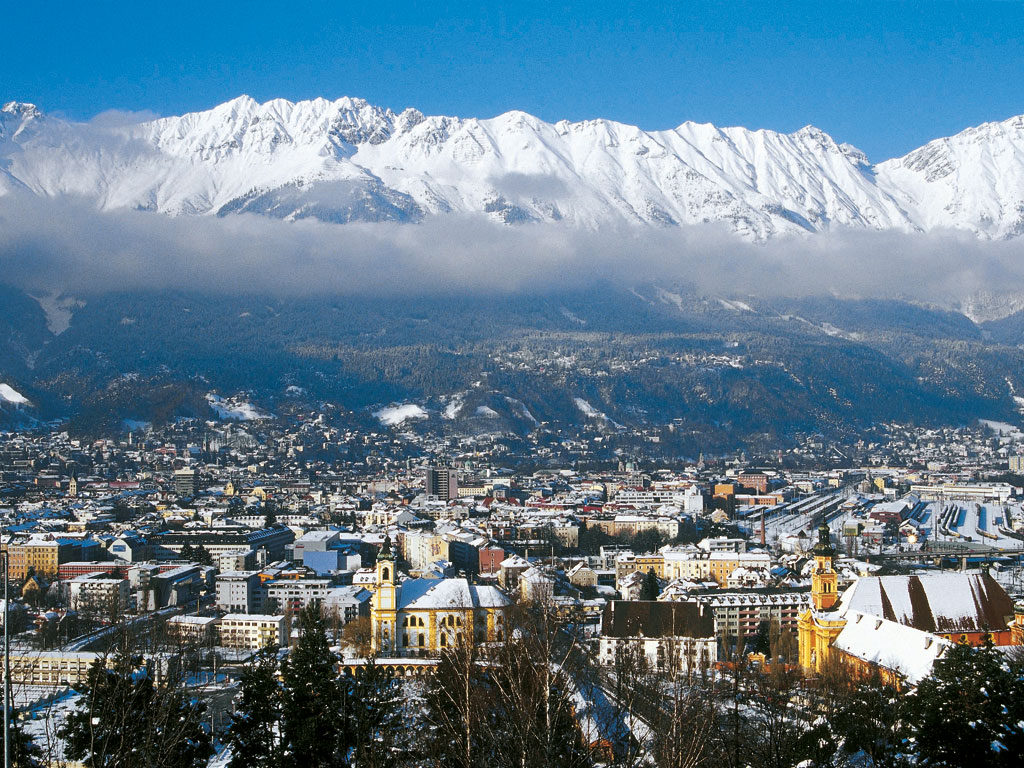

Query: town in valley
(2, 405), (1024, 766)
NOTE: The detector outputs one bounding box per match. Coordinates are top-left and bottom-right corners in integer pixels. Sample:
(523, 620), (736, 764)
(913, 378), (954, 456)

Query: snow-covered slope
(876, 115), (1024, 238)
(1, 96), (1022, 239)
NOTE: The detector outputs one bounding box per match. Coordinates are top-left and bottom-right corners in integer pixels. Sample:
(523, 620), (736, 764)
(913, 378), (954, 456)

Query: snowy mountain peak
(1, 95), (1024, 239)
(1, 101), (41, 131)
(1, 101), (41, 118)
(875, 112), (1024, 238)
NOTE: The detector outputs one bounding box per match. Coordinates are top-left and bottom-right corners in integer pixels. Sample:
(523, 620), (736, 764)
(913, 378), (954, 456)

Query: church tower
(811, 521), (839, 611)
(371, 534), (398, 654)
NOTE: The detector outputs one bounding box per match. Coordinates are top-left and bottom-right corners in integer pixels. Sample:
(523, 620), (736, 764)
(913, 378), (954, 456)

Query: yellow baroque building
(799, 522), (1024, 685)
(370, 535), (511, 657)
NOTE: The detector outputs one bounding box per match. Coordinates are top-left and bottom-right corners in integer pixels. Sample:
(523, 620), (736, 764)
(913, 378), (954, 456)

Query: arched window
(418, 635), (425, 647)
(382, 567), (390, 581)
(440, 634), (448, 647)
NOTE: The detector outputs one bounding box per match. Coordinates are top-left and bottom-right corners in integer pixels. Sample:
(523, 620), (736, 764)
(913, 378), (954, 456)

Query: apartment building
(165, 615), (219, 646)
(66, 573), (130, 613)
(216, 570), (265, 613)
(218, 614), (287, 650)
(9, 651), (107, 686)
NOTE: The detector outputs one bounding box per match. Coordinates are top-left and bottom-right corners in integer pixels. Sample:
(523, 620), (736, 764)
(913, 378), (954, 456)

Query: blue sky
(5, 1), (1024, 160)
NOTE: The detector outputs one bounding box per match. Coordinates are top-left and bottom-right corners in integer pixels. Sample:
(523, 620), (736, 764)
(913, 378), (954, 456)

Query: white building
(218, 614), (287, 650)
(66, 573), (129, 614)
(215, 571), (264, 613)
(599, 600), (717, 673)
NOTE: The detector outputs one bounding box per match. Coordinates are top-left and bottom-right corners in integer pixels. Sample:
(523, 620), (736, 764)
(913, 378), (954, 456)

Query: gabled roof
(836, 573), (1014, 634)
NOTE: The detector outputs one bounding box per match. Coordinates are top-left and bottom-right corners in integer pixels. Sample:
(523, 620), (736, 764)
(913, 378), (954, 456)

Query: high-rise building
(174, 468), (197, 497)
(424, 467), (458, 501)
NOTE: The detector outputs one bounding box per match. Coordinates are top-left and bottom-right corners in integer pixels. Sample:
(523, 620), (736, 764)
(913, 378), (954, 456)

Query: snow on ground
(21, 688), (80, 765)
(122, 419), (151, 432)
(206, 393), (271, 421)
(718, 298), (755, 312)
(574, 397), (623, 429)
(285, 385), (306, 396)
(373, 403), (428, 426)
(31, 292), (83, 335)
(474, 405), (498, 418)
(0, 383), (29, 404)
(560, 307), (587, 325)
(980, 419), (1024, 439)
(505, 396), (539, 426)
(442, 392), (466, 420)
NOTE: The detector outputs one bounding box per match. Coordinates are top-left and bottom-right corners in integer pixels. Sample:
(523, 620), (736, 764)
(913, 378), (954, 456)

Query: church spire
(378, 532), (394, 561)
(811, 519), (839, 611)
(812, 520), (835, 557)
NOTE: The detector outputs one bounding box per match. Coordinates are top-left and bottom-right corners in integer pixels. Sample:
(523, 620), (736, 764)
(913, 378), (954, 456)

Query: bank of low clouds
(2, 193), (1024, 307)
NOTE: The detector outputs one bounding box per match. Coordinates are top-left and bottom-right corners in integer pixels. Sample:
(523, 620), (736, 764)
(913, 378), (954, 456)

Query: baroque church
(798, 522), (1024, 685)
(369, 534), (511, 656)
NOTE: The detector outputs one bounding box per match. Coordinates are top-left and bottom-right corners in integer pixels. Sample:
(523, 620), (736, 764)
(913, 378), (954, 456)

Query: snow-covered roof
(833, 610), (951, 684)
(836, 572), (1014, 634)
(397, 577), (510, 611)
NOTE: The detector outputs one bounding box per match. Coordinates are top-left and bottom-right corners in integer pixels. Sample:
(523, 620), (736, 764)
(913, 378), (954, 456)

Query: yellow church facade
(797, 522), (844, 674)
(370, 535), (511, 657)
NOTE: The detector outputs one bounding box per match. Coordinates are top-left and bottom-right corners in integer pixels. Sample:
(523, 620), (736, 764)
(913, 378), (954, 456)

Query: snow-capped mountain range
(3, 96), (1024, 239)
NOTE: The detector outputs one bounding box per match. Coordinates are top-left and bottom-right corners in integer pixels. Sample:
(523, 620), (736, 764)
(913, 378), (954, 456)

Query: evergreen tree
(264, 500), (278, 528)
(226, 647), (283, 768)
(180, 542), (195, 562)
(9, 713), (42, 768)
(62, 648), (212, 768)
(344, 660), (409, 768)
(903, 642), (1024, 767)
(194, 545), (214, 566)
(280, 605), (345, 768)
(640, 568), (660, 601)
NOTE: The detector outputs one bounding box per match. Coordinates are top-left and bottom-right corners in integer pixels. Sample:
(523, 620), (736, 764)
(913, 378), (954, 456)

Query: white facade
(599, 635), (717, 673)
(218, 614), (286, 650)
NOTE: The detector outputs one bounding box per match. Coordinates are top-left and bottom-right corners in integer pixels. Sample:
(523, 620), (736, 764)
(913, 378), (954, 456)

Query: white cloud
(1, 193), (1024, 309)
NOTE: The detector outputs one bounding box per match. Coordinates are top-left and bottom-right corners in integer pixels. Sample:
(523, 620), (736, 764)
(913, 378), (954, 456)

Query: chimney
(760, 509), (766, 547)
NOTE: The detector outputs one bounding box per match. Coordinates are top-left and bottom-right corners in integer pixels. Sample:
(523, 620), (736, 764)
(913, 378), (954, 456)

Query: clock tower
(811, 521), (838, 611)
(371, 534), (398, 654)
